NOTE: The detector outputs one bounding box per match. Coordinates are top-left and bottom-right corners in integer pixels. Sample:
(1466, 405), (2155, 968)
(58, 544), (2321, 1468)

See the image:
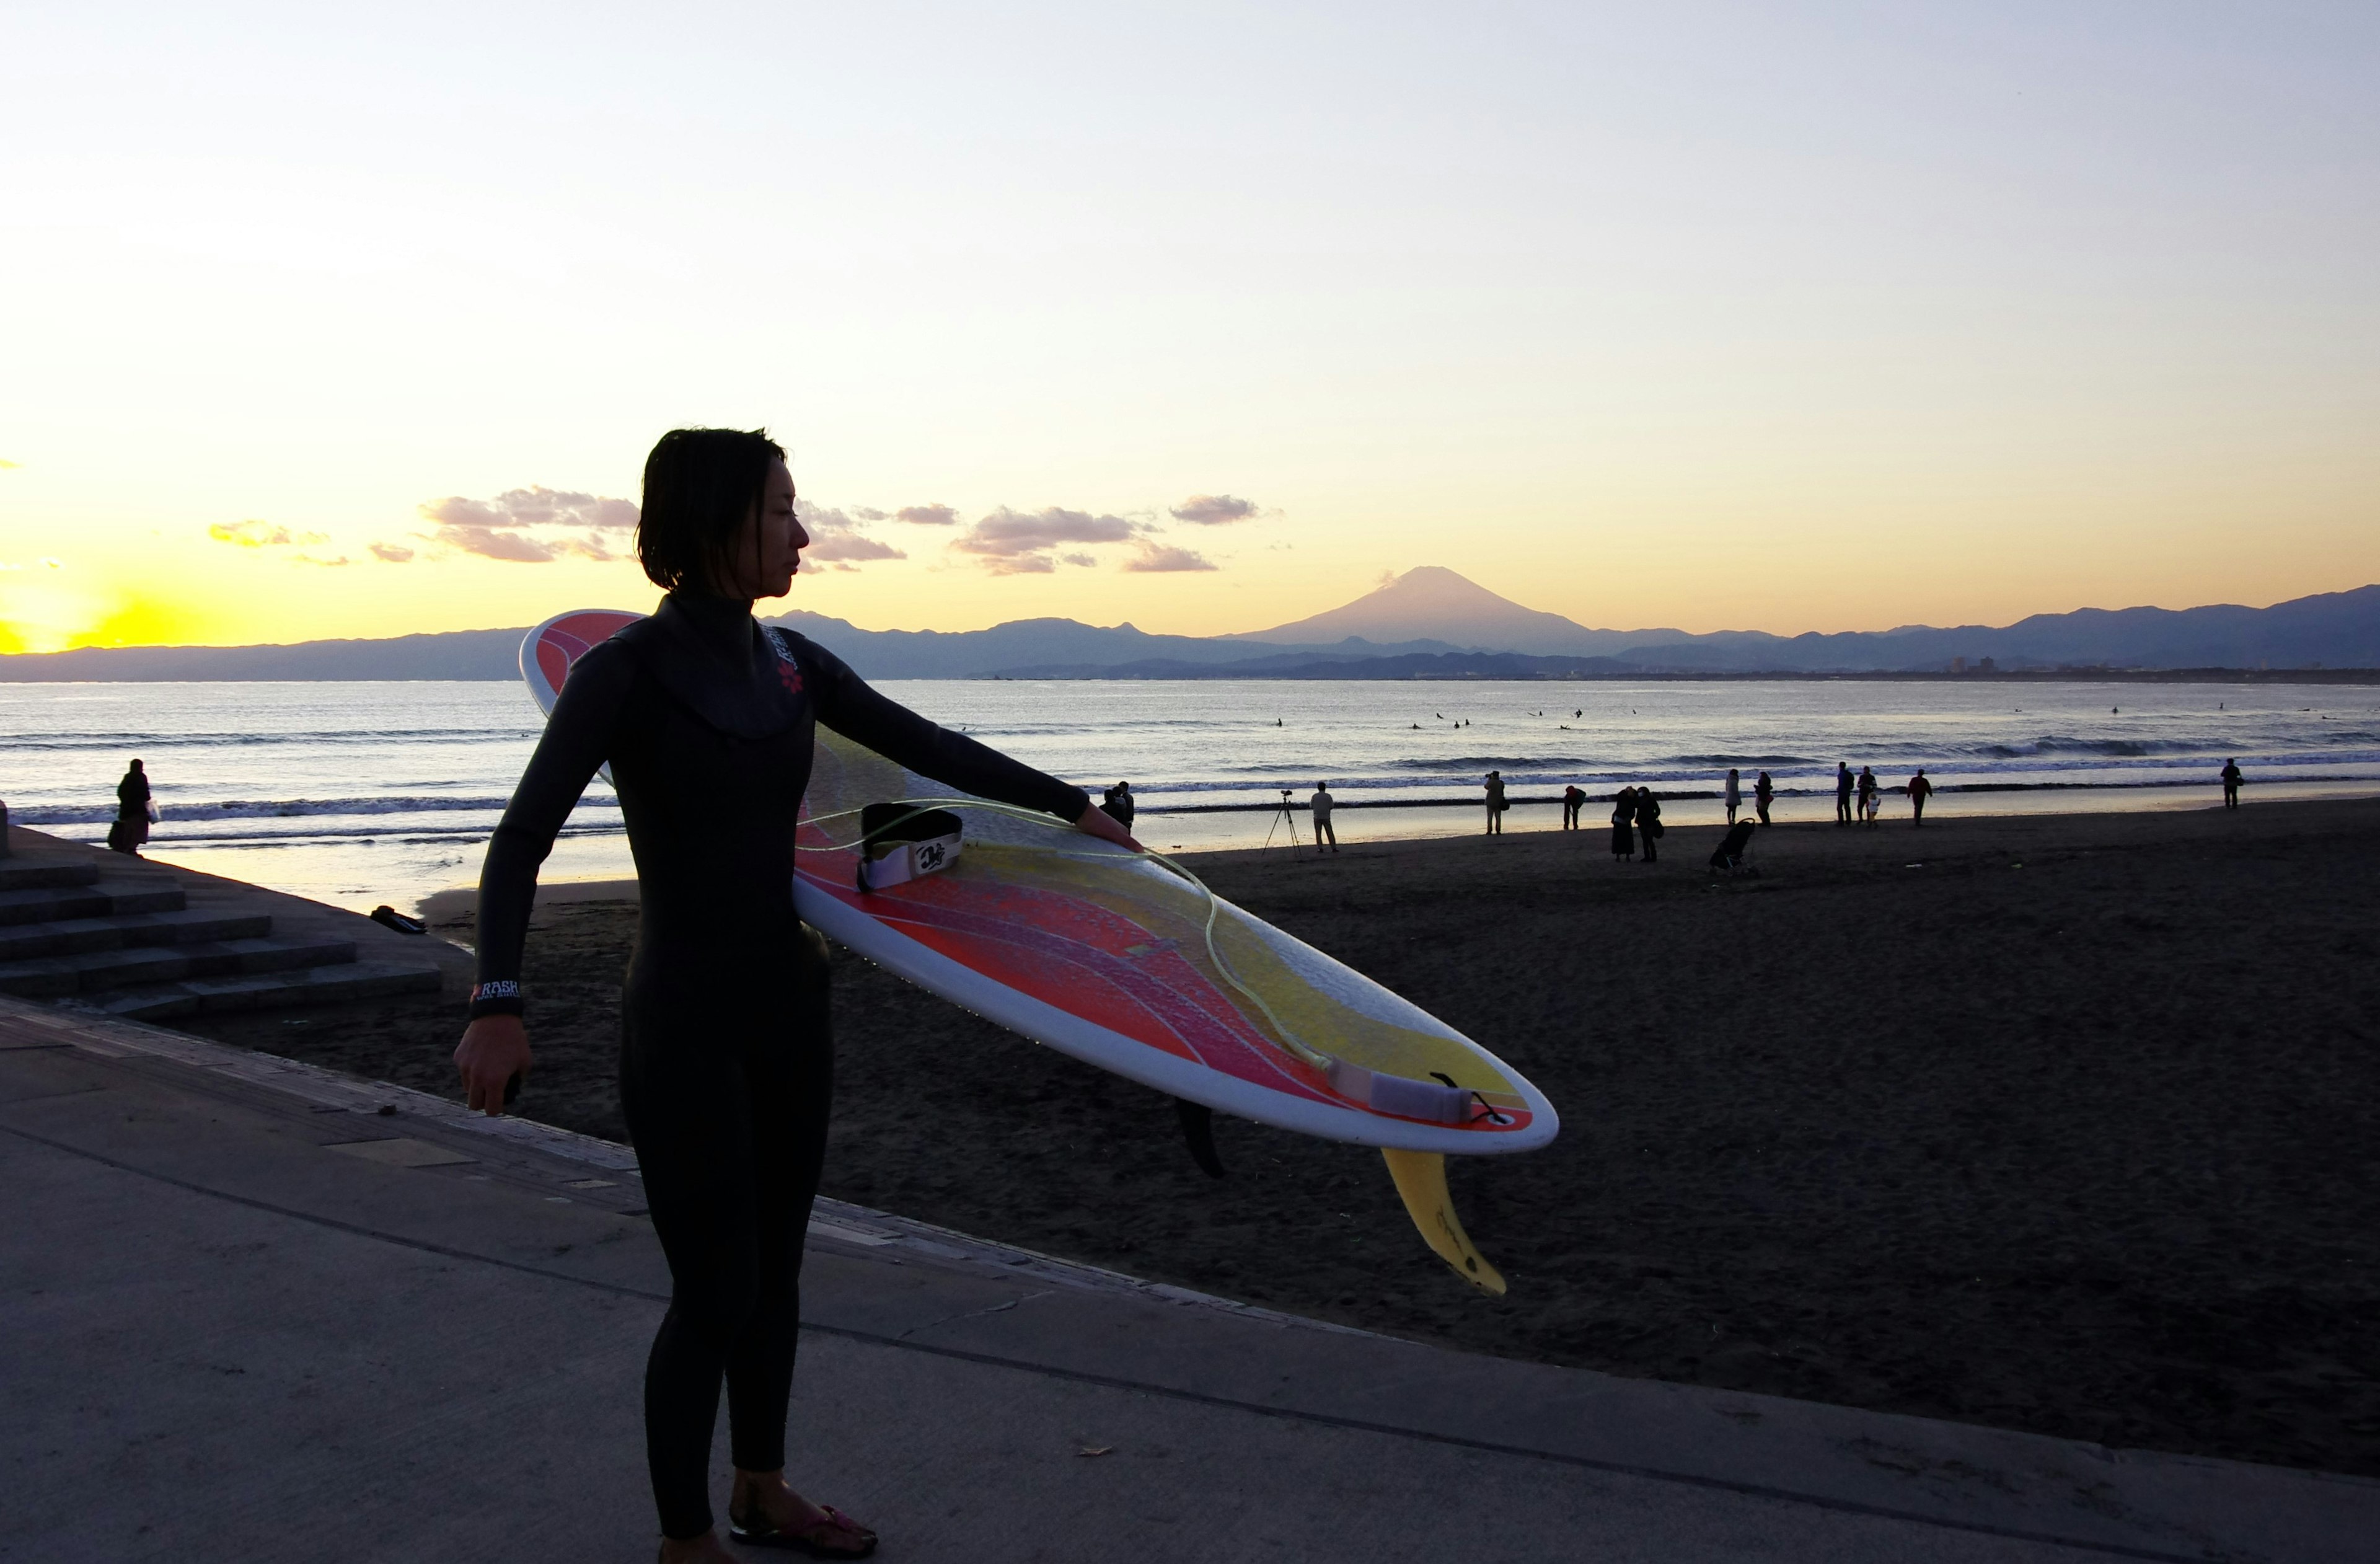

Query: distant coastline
(2, 570), (2375, 681)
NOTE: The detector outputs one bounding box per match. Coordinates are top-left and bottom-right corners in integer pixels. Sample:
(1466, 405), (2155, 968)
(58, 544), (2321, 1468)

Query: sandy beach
(187, 797), (2380, 1477)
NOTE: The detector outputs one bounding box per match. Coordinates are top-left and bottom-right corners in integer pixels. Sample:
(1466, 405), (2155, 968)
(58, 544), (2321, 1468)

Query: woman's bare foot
(657, 1529), (738, 1563)
(729, 1469), (877, 1557)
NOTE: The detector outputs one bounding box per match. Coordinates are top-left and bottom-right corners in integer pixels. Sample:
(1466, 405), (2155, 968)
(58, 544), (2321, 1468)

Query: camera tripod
(1261, 788), (1302, 852)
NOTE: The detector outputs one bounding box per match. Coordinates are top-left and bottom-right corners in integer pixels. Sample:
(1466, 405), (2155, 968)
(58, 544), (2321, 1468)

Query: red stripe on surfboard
(801, 854), (1533, 1135)
(798, 847), (1316, 1085)
(536, 612), (641, 692)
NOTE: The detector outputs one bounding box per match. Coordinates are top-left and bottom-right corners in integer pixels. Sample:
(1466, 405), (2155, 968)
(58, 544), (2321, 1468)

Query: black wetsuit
(471, 591), (1087, 1540)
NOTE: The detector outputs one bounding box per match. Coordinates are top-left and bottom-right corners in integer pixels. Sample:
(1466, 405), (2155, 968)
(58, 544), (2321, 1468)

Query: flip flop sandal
(728, 1502), (878, 1559)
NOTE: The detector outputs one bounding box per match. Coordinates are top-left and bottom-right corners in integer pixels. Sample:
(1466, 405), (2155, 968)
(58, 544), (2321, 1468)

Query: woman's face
(717, 460), (808, 599)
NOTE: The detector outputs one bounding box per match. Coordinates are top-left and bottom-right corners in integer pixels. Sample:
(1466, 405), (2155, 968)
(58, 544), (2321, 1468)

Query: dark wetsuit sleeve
(470, 644), (634, 1018)
(799, 640), (1091, 823)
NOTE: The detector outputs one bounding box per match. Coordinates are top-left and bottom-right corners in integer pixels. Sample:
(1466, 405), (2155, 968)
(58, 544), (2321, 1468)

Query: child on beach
(1755, 770), (1774, 825)
(1724, 767), (1741, 826)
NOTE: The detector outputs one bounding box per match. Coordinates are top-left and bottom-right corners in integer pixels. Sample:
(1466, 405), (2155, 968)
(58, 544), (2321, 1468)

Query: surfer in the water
(454, 428), (1140, 1563)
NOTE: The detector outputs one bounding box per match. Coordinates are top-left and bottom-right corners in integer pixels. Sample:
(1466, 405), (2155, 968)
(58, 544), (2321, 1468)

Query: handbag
(145, 801), (161, 823)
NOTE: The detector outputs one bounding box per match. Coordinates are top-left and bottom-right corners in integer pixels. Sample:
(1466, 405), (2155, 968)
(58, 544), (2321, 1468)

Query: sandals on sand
(727, 1501), (878, 1559)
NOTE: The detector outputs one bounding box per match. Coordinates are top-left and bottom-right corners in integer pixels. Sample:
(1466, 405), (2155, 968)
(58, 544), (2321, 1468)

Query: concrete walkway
(2, 996), (2370, 1563)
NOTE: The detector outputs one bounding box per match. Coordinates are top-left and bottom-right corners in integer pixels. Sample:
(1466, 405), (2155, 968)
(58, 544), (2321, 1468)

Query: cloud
(209, 519), (328, 548)
(953, 506), (1137, 573)
(894, 503), (959, 527)
(421, 487), (640, 532)
(433, 524), (562, 563)
(849, 507), (889, 522)
(293, 554), (351, 567)
(1170, 493), (1260, 525)
(410, 484), (639, 564)
(1060, 553), (1097, 568)
(796, 499), (907, 567)
(1124, 542), (1219, 573)
(806, 532), (906, 563)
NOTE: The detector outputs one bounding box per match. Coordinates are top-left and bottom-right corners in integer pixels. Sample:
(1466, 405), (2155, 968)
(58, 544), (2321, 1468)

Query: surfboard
(521, 609), (1558, 1291)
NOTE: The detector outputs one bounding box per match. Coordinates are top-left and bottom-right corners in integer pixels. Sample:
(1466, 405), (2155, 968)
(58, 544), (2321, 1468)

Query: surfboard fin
(1175, 1098), (1226, 1179)
(1381, 1147), (1505, 1296)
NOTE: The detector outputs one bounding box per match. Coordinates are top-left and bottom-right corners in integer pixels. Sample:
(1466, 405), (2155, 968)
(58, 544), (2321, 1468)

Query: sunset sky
(3, 4), (2374, 653)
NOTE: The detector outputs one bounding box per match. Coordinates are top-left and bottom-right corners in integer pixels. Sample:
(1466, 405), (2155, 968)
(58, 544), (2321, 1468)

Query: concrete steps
(0, 934), (360, 999)
(0, 879), (188, 926)
(62, 960), (444, 1021)
(0, 833), (454, 1021)
(0, 909), (276, 962)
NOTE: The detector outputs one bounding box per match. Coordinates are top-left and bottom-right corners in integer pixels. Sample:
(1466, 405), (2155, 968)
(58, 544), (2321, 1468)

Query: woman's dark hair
(635, 427), (787, 592)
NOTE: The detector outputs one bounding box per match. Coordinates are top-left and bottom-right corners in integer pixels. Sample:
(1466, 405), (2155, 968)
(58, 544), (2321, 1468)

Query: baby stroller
(1708, 820), (1760, 877)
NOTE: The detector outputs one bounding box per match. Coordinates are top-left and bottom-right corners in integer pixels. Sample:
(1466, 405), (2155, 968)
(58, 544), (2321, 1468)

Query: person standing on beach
(107, 758), (151, 856)
(1835, 762), (1854, 825)
(1908, 769), (1933, 826)
(1635, 787), (1664, 862)
(1484, 770), (1507, 835)
(1857, 766), (1879, 825)
(1610, 786), (1637, 860)
(453, 428), (1138, 1563)
(1310, 781), (1339, 854)
(1754, 769), (1774, 826)
(2221, 758), (2242, 809)
(1724, 767), (1741, 826)
(1561, 784), (1585, 830)
(1101, 781), (1135, 830)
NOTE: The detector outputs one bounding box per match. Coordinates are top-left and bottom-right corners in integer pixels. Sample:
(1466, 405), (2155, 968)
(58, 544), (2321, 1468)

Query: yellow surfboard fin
(1381, 1147), (1506, 1296)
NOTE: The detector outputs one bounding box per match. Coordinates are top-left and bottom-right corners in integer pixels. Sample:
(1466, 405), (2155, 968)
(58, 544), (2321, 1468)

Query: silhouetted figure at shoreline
(1101, 781), (1135, 829)
(1724, 767), (1741, 826)
(1635, 788), (1664, 862)
(1561, 784), (1585, 830)
(1484, 770), (1507, 836)
(1835, 762), (1854, 825)
(2221, 758), (2242, 809)
(1858, 765), (1879, 825)
(1610, 787), (1637, 860)
(1754, 769), (1774, 826)
(1310, 781), (1338, 854)
(108, 759), (151, 857)
(1908, 769), (1933, 826)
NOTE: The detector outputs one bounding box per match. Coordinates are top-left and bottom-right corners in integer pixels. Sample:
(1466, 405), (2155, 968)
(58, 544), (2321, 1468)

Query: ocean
(3, 678), (2374, 914)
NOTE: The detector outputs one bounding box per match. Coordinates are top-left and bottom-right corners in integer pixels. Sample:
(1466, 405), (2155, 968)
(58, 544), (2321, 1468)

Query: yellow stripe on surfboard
(1381, 1147), (1506, 1295)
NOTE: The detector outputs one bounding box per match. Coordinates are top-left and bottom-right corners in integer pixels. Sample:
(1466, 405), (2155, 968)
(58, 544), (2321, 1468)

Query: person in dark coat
(1610, 786), (1637, 860)
(1634, 787), (1663, 862)
(1753, 769), (1774, 826)
(107, 759), (151, 856)
(1101, 781), (1135, 829)
(1561, 784), (1585, 830)
(1483, 770), (1507, 836)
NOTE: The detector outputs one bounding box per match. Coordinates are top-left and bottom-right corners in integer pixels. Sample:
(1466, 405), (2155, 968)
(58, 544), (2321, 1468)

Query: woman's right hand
(454, 1014), (532, 1116)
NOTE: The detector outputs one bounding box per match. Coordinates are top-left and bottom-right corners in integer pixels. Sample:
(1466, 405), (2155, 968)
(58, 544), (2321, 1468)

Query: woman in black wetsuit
(454, 428), (1139, 1562)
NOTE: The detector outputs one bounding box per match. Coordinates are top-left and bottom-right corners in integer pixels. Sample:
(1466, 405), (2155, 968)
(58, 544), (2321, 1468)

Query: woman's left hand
(1073, 802), (1144, 854)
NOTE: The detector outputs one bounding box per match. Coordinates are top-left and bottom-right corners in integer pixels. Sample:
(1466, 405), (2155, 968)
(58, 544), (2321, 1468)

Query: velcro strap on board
(857, 833), (963, 893)
(1326, 1059), (1473, 1124)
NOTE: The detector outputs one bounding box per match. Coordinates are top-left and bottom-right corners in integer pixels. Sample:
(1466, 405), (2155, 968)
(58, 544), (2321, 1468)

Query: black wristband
(468, 979), (524, 1020)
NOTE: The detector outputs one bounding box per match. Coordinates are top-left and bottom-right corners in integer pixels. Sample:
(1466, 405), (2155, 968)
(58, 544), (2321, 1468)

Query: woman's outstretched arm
(795, 635), (1135, 849)
(454, 642), (632, 1114)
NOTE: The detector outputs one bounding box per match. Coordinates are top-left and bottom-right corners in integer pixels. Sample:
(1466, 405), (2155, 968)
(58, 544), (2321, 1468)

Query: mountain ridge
(2, 572), (2375, 679)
